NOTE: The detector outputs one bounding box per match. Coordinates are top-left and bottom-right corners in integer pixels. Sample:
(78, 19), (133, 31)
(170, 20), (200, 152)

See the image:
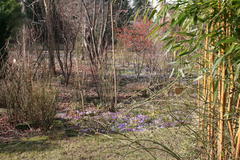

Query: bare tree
(81, 0), (110, 68)
(55, 0), (81, 85)
(81, 0), (113, 105)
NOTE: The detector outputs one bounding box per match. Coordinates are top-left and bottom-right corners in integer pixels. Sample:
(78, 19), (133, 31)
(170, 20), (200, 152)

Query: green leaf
(134, 9), (140, 22)
(225, 43), (237, 55)
(216, 37), (237, 46)
(172, 12), (187, 27)
(149, 9), (157, 20)
(194, 75), (203, 82)
(176, 32), (196, 37)
(213, 56), (224, 75)
(148, 25), (162, 39)
(179, 50), (191, 56)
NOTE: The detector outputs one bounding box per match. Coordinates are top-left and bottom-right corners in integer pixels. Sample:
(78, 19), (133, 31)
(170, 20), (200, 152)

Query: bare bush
(0, 58), (57, 130)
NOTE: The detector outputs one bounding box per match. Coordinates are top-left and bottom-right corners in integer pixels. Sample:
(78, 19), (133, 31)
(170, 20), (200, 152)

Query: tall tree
(25, 0), (58, 75)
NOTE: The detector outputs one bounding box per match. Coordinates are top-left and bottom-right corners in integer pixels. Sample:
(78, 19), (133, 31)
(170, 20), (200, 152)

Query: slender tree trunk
(22, 0), (26, 69)
(110, 1), (117, 112)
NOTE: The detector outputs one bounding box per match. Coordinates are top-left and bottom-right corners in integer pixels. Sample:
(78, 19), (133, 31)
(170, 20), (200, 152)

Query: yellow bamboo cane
(209, 44), (215, 159)
(227, 60), (235, 156)
(235, 95), (240, 159)
(217, 1), (227, 159)
(235, 118), (240, 159)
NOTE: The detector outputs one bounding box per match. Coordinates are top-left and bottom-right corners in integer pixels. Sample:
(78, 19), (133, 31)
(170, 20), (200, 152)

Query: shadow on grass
(0, 136), (58, 153)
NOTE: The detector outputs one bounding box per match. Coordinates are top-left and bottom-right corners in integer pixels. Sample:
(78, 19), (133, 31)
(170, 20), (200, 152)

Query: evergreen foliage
(0, 0), (22, 72)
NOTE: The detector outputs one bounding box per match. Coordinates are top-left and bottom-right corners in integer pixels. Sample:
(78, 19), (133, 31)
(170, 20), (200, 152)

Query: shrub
(0, 67), (57, 130)
(117, 19), (155, 53)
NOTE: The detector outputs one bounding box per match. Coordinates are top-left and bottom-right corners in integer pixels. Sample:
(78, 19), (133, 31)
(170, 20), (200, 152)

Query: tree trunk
(43, 0), (56, 75)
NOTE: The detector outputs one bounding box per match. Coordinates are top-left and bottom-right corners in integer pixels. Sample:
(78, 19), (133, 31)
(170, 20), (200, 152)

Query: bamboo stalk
(209, 45), (215, 160)
(205, 23), (216, 159)
(217, 1), (227, 159)
(198, 66), (203, 130)
(235, 96), (240, 159)
(199, 23), (210, 160)
(202, 25), (209, 132)
(226, 20), (235, 156)
(217, 60), (226, 160)
(228, 60), (235, 155)
(235, 118), (240, 159)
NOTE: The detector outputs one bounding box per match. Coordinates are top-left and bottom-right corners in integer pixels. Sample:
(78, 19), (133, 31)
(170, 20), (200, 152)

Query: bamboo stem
(218, 62), (226, 160)
(235, 118), (240, 159)
(217, 1), (227, 159)
(209, 46), (215, 160)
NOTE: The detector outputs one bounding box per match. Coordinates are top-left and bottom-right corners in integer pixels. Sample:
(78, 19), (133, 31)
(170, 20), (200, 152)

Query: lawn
(0, 127), (196, 160)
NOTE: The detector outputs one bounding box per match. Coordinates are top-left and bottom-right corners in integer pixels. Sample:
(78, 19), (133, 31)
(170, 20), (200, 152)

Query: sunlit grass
(0, 127), (195, 160)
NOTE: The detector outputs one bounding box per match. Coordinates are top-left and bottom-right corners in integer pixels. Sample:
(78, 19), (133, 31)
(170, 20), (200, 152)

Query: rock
(15, 123), (31, 130)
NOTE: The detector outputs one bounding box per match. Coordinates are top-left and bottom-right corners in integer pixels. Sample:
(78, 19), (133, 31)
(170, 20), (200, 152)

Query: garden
(0, 0), (240, 160)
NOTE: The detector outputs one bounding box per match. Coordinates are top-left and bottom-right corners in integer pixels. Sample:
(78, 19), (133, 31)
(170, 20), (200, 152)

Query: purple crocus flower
(111, 113), (118, 120)
(118, 123), (127, 130)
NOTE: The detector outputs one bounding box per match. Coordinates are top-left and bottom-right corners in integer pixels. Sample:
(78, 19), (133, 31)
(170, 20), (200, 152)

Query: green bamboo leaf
(148, 24), (166, 39)
(160, 31), (172, 41)
(161, 36), (173, 42)
(134, 9), (140, 22)
(176, 32), (196, 37)
(216, 37), (237, 46)
(179, 50), (191, 56)
(164, 44), (173, 54)
(163, 39), (175, 50)
(149, 9), (157, 20)
(194, 75), (203, 82)
(143, 8), (150, 22)
(213, 56), (224, 75)
(172, 12), (187, 27)
(172, 44), (181, 50)
(193, 13), (198, 25)
(225, 43), (237, 55)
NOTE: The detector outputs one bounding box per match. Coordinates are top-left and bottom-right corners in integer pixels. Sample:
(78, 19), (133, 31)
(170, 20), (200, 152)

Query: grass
(0, 127), (195, 160)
